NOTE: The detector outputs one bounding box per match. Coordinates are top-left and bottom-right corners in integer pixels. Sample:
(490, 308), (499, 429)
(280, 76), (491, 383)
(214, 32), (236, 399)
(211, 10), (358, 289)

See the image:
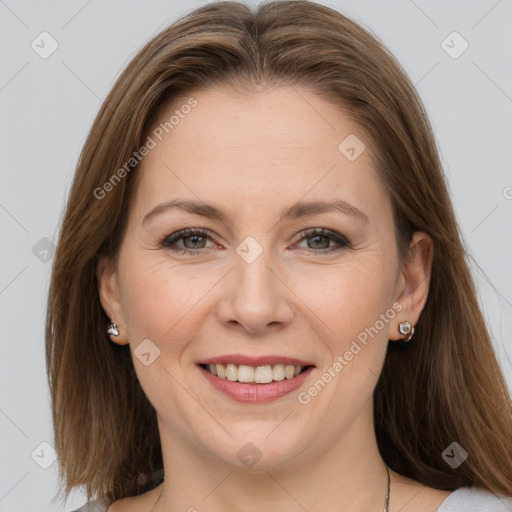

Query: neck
(154, 404), (390, 512)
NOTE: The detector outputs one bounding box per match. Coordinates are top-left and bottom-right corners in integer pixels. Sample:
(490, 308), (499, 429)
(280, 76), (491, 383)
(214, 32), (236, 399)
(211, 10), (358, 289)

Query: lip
(196, 354), (315, 367)
(197, 364), (315, 403)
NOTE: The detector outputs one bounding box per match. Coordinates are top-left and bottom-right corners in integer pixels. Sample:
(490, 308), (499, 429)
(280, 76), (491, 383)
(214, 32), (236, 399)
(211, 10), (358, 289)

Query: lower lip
(198, 365), (314, 403)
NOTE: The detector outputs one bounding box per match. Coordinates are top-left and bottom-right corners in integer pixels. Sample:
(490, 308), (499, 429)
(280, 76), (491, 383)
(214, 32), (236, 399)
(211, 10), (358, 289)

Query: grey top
(71, 486), (512, 511)
(437, 487), (512, 511)
(71, 496), (109, 512)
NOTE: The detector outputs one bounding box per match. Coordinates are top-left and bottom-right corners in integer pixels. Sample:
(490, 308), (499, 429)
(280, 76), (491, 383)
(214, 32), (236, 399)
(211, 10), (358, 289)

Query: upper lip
(197, 354), (315, 367)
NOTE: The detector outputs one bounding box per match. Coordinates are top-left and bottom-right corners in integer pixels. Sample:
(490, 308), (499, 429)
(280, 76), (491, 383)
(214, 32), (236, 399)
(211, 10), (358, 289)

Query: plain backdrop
(0, 0), (511, 510)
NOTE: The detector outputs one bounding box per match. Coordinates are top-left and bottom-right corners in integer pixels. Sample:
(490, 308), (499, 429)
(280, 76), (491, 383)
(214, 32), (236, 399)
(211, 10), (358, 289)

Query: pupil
(185, 235), (205, 249)
(309, 235), (328, 249)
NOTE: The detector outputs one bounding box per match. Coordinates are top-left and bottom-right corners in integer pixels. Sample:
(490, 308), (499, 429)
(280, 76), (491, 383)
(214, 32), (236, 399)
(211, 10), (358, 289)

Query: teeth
(273, 364), (285, 381)
(255, 365), (273, 384)
(216, 364), (225, 379)
(237, 364), (254, 383)
(205, 363), (307, 383)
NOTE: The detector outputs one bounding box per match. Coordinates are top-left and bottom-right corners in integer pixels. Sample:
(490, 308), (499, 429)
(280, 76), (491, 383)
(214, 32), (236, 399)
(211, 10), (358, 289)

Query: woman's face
(98, 85), (431, 470)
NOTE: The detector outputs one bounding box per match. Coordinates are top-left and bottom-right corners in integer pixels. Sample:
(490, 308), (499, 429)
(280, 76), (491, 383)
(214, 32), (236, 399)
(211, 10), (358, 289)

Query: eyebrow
(142, 198), (369, 225)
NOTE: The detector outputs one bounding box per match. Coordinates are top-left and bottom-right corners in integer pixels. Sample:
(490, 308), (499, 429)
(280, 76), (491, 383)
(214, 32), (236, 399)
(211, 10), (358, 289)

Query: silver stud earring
(398, 321), (414, 342)
(107, 322), (120, 337)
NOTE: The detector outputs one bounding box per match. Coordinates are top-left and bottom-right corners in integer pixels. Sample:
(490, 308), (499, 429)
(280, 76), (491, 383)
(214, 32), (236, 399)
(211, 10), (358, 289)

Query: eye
(160, 228), (219, 254)
(293, 228), (350, 253)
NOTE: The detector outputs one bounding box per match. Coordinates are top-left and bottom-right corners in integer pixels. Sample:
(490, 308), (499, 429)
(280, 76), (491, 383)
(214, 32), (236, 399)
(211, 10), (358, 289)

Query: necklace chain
(149, 483), (164, 512)
(384, 465), (391, 512)
(149, 465), (391, 511)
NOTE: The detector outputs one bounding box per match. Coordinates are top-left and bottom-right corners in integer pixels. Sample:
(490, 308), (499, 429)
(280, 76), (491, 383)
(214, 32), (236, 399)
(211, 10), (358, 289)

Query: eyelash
(160, 228), (351, 255)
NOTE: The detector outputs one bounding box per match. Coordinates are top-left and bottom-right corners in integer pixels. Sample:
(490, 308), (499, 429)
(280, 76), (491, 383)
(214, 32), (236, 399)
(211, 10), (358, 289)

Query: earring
(107, 322), (120, 337)
(396, 321), (414, 348)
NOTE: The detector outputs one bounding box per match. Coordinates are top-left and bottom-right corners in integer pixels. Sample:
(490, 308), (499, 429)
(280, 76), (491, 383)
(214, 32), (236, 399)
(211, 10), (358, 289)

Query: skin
(97, 86), (452, 511)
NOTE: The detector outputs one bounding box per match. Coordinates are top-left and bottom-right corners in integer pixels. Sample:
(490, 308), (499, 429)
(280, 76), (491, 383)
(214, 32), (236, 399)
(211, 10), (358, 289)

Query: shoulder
(437, 486), (512, 512)
(69, 496), (109, 512)
(71, 484), (163, 512)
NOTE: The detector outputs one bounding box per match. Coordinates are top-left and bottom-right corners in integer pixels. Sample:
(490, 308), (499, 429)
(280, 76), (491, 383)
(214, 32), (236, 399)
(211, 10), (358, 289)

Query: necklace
(149, 465), (391, 511)
(149, 484), (163, 512)
(384, 465), (391, 512)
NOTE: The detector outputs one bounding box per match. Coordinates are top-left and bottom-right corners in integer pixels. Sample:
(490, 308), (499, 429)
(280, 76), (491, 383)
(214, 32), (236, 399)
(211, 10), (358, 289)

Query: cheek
(290, 254), (396, 414)
(118, 257), (217, 355)
(291, 254), (396, 348)
(119, 265), (176, 338)
(116, 259), (203, 411)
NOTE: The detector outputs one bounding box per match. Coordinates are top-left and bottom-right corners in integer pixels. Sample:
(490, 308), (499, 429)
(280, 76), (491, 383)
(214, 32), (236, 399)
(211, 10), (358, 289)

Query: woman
(45, 1), (512, 511)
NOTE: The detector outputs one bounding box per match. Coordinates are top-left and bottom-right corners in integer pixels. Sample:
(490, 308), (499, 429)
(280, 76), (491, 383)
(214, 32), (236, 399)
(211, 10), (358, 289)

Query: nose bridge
(236, 246), (274, 301)
(217, 236), (293, 332)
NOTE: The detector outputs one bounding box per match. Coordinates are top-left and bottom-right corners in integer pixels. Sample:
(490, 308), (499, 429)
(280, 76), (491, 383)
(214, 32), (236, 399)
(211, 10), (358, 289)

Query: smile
(196, 357), (316, 403)
(200, 363), (311, 384)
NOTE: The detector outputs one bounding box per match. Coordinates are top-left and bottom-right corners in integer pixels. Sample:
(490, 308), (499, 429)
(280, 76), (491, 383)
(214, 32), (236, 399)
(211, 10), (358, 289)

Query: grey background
(1, 0), (511, 510)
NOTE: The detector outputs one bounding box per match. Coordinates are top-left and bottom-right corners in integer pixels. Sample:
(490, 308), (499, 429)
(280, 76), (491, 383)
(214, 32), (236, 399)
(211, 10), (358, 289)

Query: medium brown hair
(45, 0), (512, 506)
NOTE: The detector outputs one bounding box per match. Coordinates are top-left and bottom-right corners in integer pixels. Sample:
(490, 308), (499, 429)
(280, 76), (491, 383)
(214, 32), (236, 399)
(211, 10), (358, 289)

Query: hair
(45, 0), (512, 507)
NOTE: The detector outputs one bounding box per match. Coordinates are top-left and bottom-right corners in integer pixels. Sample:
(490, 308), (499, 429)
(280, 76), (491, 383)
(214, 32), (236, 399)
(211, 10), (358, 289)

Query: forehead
(130, 86), (390, 226)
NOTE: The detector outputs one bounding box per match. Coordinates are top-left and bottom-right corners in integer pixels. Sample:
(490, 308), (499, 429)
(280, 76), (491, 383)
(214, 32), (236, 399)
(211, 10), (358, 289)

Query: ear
(96, 255), (129, 345)
(389, 231), (434, 341)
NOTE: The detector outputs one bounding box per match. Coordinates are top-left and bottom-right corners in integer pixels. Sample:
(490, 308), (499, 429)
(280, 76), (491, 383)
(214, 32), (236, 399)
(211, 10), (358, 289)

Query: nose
(215, 247), (294, 335)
